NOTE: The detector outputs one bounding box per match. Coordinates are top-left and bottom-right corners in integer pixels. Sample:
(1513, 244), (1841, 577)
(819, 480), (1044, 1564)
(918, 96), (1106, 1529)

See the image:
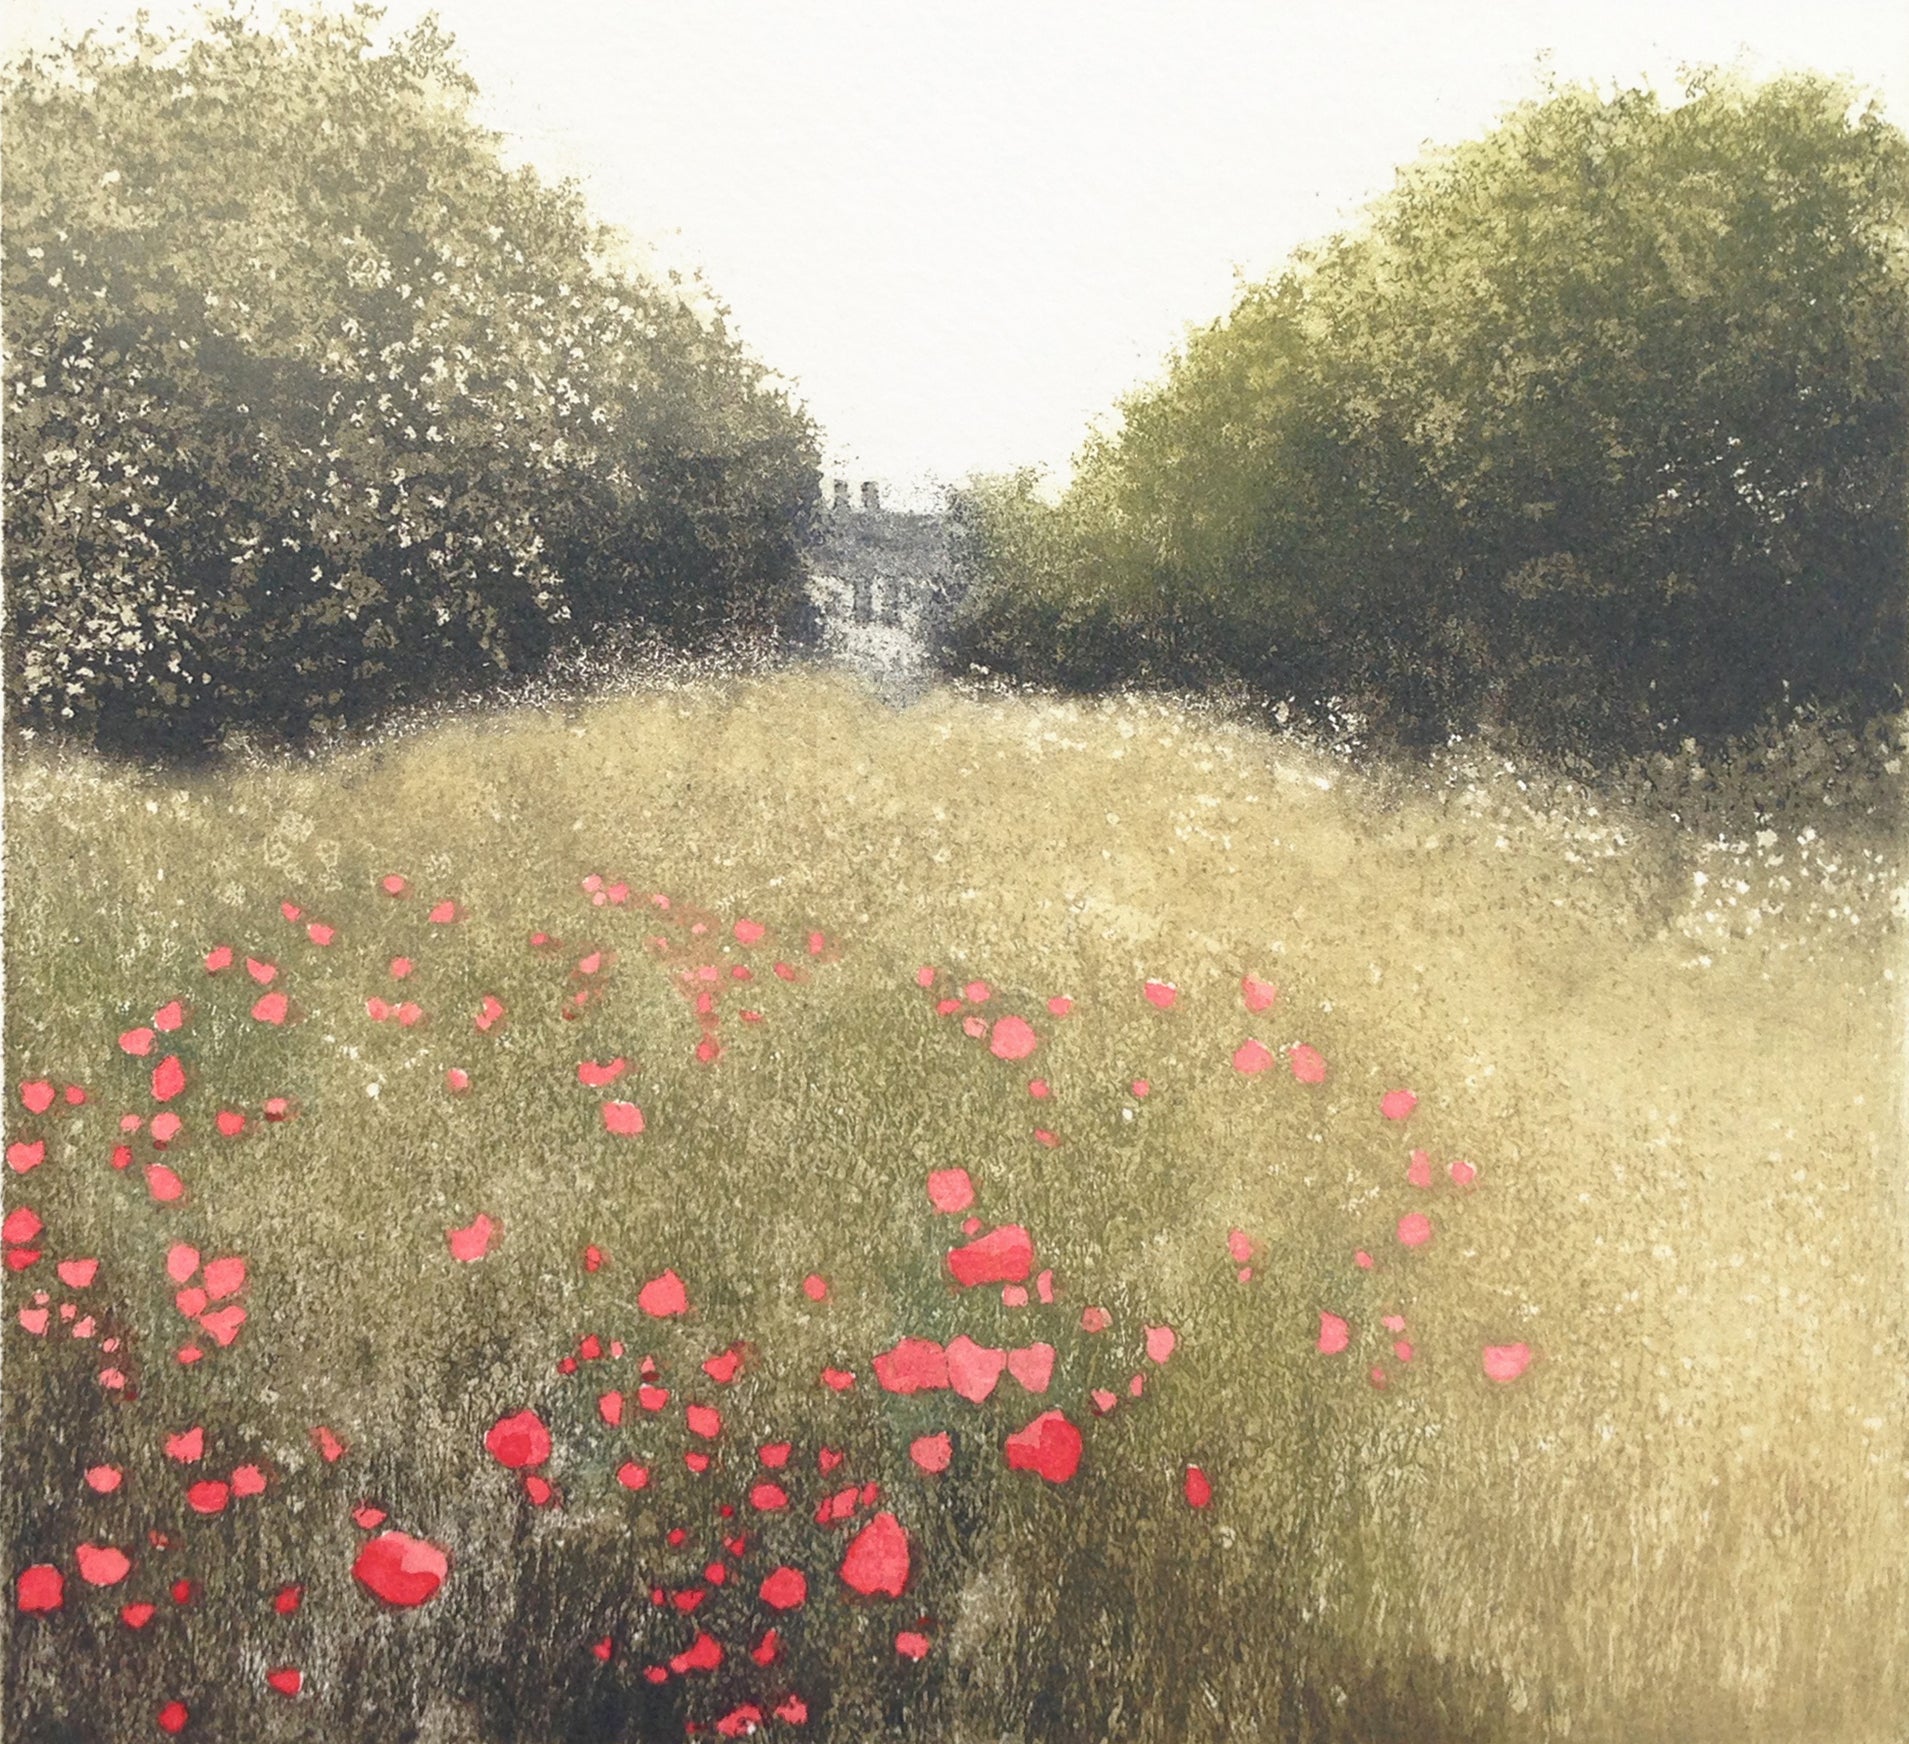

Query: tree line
(7, 22), (1904, 764)
(942, 73), (1909, 760)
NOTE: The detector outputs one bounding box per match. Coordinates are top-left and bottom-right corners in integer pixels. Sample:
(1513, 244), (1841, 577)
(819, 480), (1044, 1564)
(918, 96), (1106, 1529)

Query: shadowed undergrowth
(4, 670), (1905, 1743)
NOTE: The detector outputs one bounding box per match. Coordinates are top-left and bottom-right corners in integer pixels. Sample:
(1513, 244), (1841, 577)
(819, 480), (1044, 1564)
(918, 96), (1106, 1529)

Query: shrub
(2, 5), (820, 756)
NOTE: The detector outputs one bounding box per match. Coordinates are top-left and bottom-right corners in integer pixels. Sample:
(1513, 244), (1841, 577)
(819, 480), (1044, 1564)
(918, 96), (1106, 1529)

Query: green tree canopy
(947, 72), (1909, 755)
(3, 5), (820, 754)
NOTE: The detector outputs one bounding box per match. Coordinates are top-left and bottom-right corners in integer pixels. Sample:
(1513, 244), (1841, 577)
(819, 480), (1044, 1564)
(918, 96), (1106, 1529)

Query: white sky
(6, 1), (1907, 506)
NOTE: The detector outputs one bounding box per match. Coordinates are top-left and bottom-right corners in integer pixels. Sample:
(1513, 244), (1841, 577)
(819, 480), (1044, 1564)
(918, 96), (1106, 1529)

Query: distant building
(803, 477), (962, 692)
(808, 478), (956, 628)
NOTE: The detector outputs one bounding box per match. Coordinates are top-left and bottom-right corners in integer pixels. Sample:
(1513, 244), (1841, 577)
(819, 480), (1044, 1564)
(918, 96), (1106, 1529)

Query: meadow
(3, 668), (1905, 1743)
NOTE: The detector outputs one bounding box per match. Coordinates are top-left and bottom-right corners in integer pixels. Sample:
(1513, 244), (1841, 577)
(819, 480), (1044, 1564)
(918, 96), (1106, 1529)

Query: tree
(3, 6), (820, 755)
(947, 72), (1909, 755)
(942, 470), (1138, 686)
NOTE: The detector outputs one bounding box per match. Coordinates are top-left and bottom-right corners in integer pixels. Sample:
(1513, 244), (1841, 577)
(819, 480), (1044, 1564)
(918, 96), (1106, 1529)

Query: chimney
(831, 478), (850, 511)
(861, 480), (881, 512)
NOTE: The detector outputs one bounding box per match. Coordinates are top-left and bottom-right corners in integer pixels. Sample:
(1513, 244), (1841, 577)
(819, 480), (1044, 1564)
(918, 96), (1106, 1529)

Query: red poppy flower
(701, 1344), (744, 1384)
(758, 1566), (807, 1610)
(16, 1564), (63, 1613)
(1006, 1344), (1054, 1392)
(447, 1215), (499, 1262)
(909, 1432), (953, 1473)
(926, 1169), (974, 1213)
(989, 1016), (1038, 1060)
(601, 1101), (645, 1137)
(1003, 1412), (1082, 1483)
(872, 1338), (949, 1394)
(352, 1532), (449, 1606)
(1232, 1039), (1273, 1075)
(839, 1512), (911, 1595)
(1483, 1343), (1532, 1382)
(946, 1225), (1033, 1287)
(75, 1543), (132, 1586)
(669, 1632), (723, 1674)
(484, 1410), (552, 1470)
(946, 1337), (1006, 1402)
(638, 1270), (689, 1317)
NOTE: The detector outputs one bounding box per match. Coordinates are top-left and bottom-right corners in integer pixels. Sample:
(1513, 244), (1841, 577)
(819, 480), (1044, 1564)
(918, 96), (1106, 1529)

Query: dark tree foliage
(3, 6), (820, 756)
(944, 73), (1909, 756)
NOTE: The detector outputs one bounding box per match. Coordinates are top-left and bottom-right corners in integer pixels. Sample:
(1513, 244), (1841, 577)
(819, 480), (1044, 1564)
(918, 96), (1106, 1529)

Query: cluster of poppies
(4, 865), (1532, 1738)
(911, 961), (1533, 1393)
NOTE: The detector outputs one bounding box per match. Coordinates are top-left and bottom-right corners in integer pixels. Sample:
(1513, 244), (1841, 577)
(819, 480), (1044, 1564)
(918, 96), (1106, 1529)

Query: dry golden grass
(4, 669), (1904, 1742)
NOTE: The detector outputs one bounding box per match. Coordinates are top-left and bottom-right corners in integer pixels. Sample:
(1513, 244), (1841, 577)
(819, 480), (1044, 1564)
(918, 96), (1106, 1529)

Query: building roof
(808, 505), (952, 582)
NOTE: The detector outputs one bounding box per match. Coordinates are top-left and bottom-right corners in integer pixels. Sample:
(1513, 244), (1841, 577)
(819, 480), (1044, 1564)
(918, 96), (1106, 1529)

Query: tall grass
(4, 670), (1904, 1743)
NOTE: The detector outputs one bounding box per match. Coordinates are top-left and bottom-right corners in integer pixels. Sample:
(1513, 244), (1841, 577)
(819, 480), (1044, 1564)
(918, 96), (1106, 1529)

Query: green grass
(4, 670), (1905, 1743)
